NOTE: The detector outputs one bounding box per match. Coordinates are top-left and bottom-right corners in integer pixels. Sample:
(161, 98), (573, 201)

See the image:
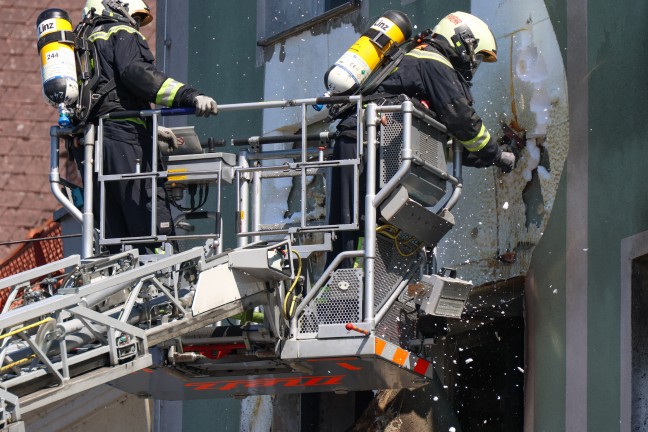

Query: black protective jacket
(87, 20), (200, 125)
(338, 39), (501, 168)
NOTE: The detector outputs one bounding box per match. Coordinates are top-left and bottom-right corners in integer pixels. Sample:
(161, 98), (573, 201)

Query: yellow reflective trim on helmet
(405, 50), (454, 69)
(155, 78), (184, 107)
(88, 25), (146, 42)
(460, 123), (490, 152)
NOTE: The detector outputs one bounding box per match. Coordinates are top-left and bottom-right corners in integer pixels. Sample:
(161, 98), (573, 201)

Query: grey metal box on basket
(378, 112), (455, 246)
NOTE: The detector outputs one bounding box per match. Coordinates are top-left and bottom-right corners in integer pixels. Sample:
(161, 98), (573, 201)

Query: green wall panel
(183, 398), (241, 432)
(187, 1), (264, 136)
(587, 1), (648, 430)
(525, 1), (569, 430)
(186, 1), (264, 250)
(530, 171), (567, 432)
(544, 0), (568, 66)
(186, 1), (264, 142)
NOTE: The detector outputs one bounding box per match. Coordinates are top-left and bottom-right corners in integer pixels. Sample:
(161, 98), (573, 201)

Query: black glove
(494, 151), (516, 173)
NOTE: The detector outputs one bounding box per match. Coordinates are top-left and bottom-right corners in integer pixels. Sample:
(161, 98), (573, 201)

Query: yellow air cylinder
(324, 10), (412, 95)
(37, 9), (78, 126)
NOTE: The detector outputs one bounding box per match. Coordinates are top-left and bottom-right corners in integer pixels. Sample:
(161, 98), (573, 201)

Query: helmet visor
(133, 11), (153, 26)
(479, 50), (497, 63)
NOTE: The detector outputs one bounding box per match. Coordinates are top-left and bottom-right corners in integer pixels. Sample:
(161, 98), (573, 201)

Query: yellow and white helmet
(83, 0), (153, 27)
(432, 11), (497, 78)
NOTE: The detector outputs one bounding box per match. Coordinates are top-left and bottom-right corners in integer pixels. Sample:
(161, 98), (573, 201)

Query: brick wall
(0, 0), (156, 262)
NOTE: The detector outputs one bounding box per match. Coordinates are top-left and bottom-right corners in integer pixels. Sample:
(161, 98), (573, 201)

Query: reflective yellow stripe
(88, 25), (145, 42)
(405, 50), (454, 69)
(460, 123), (490, 152)
(155, 78), (184, 107)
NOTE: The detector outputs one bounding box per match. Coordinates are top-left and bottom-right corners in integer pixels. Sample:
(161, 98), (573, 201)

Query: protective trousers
(328, 132), (366, 269)
(78, 121), (174, 254)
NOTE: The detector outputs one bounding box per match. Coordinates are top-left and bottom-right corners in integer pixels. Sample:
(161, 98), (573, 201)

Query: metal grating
(0, 220), (63, 279)
(0, 220), (64, 311)
(373, 232), (422, 311)
(379, 112), (405, 186)
(375, 299), (418, 348)
(372, 230), (422, 349)
(379, 112), (448, 187)
(417, 123), (446, 172)
(298, 268), (363, 336)
(296, 233), (422, 341)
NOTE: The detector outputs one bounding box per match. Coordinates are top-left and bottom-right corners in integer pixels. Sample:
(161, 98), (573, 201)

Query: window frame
(257, 0), (361, 47)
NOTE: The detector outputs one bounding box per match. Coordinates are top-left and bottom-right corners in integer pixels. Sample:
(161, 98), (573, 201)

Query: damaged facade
(175, 1), (643, 430)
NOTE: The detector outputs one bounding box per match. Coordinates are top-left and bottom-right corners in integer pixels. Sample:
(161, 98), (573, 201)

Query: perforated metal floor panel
(297, 268), (363, 338)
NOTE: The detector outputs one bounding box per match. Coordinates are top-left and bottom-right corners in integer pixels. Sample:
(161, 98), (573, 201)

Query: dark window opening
(326, 0), (349, 9)
(445, 277), (526, 431)
(449, 317), (525, 431)
(631, 255), (648, 430)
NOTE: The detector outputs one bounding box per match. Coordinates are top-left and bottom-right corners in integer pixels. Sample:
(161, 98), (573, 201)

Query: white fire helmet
(83, 0), (153, 27)
(432, 11), (497, 77)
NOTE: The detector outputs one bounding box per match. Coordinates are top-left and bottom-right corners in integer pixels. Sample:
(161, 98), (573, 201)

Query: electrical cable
(283, 249), (302, 320)
(376, 224), (423, 257)
(0, 234), (81, 247)
(171, 184), (210, 213)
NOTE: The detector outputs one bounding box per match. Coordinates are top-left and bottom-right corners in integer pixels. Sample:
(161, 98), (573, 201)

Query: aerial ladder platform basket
(0, 96), (472, 428)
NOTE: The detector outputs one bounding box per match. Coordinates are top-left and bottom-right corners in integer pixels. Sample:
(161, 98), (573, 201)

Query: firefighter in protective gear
(78, 0), (218, 252)
(329, 11), (514, 267)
